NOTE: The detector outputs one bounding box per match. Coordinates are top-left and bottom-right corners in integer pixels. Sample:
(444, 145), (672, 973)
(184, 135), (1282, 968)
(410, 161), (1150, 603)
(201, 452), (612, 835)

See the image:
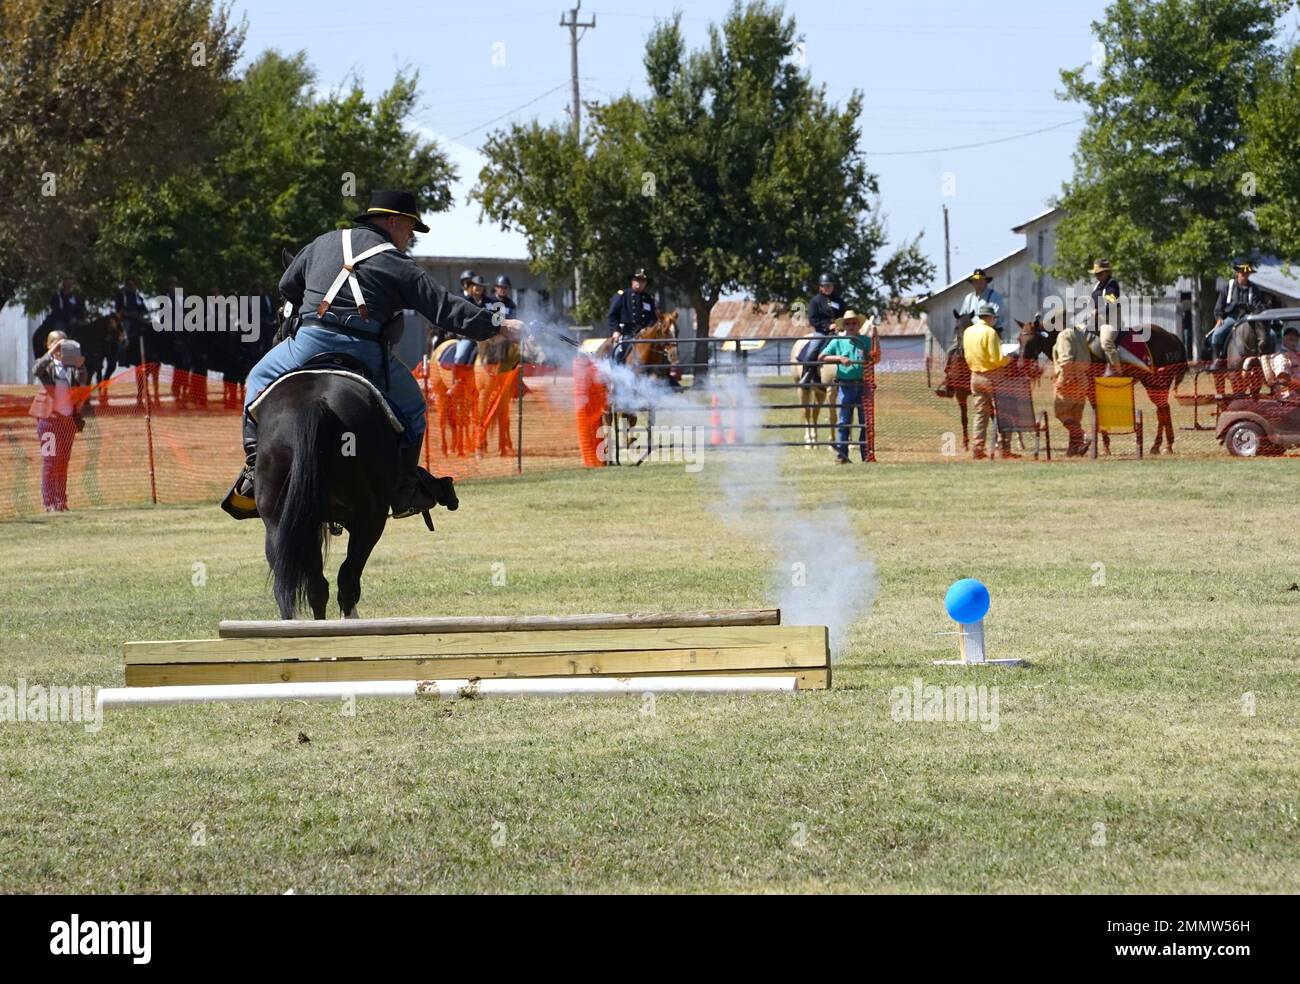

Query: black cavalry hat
(631, 268), (650, 281)
(354, 190), (430, 233)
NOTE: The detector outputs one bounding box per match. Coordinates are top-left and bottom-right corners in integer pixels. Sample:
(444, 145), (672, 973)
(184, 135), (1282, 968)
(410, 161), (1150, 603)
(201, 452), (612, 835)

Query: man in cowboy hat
(962, 300), (1018, 459)
(799, 272), (843, 383)
(818, 309), (878, 463)
(607, 268), (658, 364)
(1087, 259), (1125, 375)
(226, 189), (521, 521)
(1207, 258), (1269, 368)
(956, 268), (1005, 338)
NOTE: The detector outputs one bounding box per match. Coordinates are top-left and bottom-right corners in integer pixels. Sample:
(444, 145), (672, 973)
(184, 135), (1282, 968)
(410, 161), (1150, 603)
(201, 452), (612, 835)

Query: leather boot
(220, 413), (259, 520)
(392, 443), (458, 520)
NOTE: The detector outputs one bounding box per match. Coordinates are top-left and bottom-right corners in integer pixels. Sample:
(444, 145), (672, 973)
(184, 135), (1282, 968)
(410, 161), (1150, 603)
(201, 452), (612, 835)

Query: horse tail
(270, 396), (332, 617)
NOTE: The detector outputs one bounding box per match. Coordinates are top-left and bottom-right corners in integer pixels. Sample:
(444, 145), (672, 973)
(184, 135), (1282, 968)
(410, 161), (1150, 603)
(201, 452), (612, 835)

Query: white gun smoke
(696, 371), (877, 658)
(526, 330), (879, 657)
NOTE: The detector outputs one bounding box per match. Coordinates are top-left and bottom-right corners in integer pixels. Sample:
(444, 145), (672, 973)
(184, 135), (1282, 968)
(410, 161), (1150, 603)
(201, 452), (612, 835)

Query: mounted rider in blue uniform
(451, 270), (489, 367)
(224, 190), (520, 520)
(607, 268), (658, 364)
(492, 274), (518, 320)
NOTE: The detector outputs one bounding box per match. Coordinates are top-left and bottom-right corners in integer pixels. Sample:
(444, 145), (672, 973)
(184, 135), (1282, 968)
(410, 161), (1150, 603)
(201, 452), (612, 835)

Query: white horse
(789, 334), (838, 448)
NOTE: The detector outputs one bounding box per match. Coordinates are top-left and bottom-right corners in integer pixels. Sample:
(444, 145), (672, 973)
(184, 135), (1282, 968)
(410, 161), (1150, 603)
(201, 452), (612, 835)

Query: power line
(447, 83), (570, 142)
(866, 117), (1084, 157)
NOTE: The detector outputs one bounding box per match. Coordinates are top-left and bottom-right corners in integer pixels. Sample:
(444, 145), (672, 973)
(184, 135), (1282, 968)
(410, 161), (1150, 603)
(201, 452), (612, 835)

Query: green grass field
(1, 453), (1298, 893)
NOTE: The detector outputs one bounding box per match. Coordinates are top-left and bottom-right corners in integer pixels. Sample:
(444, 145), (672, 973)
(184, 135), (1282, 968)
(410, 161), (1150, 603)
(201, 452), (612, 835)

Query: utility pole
(560, 2), (596, 310)
(942, 204), (952, 285)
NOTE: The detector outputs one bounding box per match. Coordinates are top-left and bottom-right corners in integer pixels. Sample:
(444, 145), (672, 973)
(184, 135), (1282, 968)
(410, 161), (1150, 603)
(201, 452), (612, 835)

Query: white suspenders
(316, 229), (396, 322)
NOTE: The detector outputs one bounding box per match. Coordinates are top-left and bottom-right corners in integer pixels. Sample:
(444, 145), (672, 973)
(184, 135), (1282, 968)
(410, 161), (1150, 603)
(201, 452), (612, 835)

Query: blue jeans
(835, 382), (867, 460)
(800, 333), (830, 380)
(243, 324), (426, 443)
(453, 338), (478, 365)
(1207, 316), (1237, 359)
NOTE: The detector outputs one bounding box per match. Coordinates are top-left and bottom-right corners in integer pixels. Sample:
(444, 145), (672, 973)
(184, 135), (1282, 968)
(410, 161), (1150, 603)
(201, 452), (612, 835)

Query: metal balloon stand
(933, 618), (1023, 667)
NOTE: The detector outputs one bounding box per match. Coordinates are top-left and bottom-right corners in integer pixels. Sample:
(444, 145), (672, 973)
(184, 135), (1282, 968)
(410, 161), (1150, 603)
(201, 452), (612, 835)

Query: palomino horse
(789, 334), (838, 447)
(474, 334), (522, 458)
(430, 338), (478, 456)
(429, 335), (523, 457)
(1021, 321), (1188, 454)
(594, 311), (679, 450)
(935, 310), (976, 449)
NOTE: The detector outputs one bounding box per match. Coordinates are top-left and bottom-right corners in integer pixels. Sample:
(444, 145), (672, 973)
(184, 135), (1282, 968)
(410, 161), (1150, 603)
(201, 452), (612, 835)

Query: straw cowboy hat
(835, 309), (865, 328)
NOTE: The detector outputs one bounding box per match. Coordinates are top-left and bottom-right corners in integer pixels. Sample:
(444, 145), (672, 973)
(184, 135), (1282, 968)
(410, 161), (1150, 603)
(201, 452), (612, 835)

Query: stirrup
(220, 458), (258, 520)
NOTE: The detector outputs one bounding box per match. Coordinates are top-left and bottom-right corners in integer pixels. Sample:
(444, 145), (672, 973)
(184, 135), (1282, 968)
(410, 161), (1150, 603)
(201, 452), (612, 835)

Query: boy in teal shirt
(819, 310), (876, 463)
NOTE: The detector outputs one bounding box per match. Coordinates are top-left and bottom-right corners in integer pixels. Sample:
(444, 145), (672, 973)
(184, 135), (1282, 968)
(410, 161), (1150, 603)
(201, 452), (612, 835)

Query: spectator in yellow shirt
(962, 302), (1017, 459)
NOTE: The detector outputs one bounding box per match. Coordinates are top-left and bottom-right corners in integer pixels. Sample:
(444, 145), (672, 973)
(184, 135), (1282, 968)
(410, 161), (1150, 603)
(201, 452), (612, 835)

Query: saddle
(246, 352), (405, 434)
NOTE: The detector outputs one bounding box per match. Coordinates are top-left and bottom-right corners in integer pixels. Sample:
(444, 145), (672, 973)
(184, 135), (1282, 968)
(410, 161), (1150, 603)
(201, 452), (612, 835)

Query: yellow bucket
(1094, 376), (1136, 432)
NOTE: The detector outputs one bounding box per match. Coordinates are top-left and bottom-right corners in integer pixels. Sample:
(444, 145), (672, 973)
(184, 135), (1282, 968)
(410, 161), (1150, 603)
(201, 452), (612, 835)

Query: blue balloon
(944, 578), (989, 624)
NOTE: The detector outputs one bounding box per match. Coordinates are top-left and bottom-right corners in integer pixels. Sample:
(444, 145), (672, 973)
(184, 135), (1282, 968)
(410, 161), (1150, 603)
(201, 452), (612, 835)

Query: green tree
(1244, 43), (1300, 260)
(474, 0), (931, 362)
(1052, 0), (1285, 334)
(0, 0), (244, 310)
(98, 52), (456, 296)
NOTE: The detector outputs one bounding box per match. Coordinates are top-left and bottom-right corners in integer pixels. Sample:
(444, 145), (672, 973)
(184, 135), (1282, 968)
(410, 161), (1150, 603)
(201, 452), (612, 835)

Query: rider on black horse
(223, 189), (521, 521)
(1206, 258), (1269, 370)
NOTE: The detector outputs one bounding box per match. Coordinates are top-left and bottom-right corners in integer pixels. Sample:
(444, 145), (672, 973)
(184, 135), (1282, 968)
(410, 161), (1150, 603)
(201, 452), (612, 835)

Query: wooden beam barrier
(123, 615), (831, 691)
(217, 609), (781, 638)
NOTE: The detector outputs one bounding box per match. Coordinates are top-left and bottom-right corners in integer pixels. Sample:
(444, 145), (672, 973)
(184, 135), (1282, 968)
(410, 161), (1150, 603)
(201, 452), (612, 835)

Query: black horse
(253, 370), (404, 619)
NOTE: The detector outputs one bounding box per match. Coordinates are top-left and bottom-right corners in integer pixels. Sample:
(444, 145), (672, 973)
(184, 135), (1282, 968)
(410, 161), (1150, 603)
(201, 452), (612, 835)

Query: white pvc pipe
(96, 675), (798, 711)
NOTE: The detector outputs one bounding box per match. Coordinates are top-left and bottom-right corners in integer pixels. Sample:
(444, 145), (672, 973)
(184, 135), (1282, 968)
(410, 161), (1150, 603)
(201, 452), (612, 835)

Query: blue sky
(230, 0), (1114, 292)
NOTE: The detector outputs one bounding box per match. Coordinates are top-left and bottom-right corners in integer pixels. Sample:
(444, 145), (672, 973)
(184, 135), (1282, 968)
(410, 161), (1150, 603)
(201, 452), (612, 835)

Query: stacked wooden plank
(122, 609), (831, 691)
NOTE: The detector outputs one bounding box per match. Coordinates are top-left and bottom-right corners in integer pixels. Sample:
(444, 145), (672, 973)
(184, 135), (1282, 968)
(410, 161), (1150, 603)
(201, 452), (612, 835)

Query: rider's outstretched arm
(403, 269), (500, 342)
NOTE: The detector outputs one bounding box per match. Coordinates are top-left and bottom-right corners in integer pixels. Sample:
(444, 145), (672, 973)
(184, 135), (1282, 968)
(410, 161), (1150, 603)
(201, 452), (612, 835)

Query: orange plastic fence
(0, 361), (589, 520)
(0, 356), (1257, 520)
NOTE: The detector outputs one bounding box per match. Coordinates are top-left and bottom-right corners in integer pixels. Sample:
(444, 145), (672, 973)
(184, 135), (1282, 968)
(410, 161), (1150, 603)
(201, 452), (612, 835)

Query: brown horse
(935, 309), (975, 449)
(594, 311), (679, 450)
(1021, 321), (1188, 454)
